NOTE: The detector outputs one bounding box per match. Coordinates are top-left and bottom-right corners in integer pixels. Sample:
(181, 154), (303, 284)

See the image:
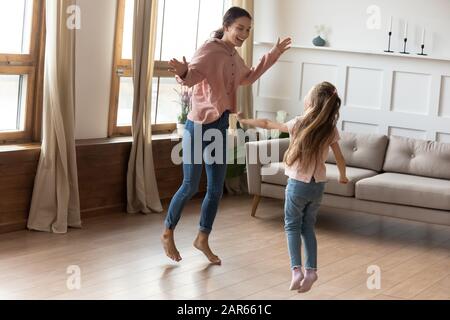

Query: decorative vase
(177, 123), (185, 136)
(313, 36), (326, 47)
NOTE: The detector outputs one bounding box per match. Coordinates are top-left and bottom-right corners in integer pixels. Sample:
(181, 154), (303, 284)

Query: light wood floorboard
(0, 195), (448, 300)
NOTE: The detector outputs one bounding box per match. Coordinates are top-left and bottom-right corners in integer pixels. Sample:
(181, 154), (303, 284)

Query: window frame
(0, 0), (45, 144)
(109, 0), (231, 137)
(108, 0), (175, 137)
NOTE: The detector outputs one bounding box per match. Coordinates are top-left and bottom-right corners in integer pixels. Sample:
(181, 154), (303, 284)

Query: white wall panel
(300, 63), (338, 101)
(437, 132), (450, 143)
(391, 71), (431, 115)
(439, 76), (450, 118)
(345, 67), (383, 110)
(254, 43), (450, 142)
(388, 127), (427, 140)
(342, 121), (379, 134)
(257, 61), (298, 100)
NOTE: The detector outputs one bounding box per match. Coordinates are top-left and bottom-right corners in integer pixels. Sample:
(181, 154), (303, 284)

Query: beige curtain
(225, 0), (254, 195)
(28, 0), (81, 233)
(127, 0), (163, 214)
(233, 0), (254, 123)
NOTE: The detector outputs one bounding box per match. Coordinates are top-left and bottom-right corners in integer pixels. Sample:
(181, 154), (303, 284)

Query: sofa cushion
(327, 131), (388, 172)
(356, 173), (450, 211)
(325, 164), (378, 197)
(261, 162), (378, 197)
(261, 162), (287, 185)
(383, 136), (450, 180)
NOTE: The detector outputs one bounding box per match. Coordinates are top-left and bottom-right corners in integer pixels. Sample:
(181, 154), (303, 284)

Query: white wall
(254, 0), (450, 58)
(72, 0), (450, 141)
(253, 0), (450, 142)
(75, 0), (117, 140)
(254, 44), (450, 142)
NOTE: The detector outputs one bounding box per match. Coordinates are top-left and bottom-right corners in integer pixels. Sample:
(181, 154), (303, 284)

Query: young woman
(238, 82), (349, 292)
(161, 6), (292, 265)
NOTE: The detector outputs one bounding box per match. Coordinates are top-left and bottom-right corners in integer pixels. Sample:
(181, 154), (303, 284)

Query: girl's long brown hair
(284, 82), (341, 168)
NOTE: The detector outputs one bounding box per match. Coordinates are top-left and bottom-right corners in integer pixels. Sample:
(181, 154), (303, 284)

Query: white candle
(421, 28), (426, 44)
(404, 22), (408, 38)
(389, 16), (393, 32)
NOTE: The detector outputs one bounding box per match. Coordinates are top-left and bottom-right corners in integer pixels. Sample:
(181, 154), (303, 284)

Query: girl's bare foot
(298, 270), (318, 293)
(161, 229), (182, 262)
(289, 267), (304, 291)
(193, 232), (221, 265)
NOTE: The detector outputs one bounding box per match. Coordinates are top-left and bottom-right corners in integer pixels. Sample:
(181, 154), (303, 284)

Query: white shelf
(254, 42), (450, 62)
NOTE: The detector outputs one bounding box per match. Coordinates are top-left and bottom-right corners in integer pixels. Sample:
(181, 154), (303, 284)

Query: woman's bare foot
(298, 270), (318, 293)
(289, 267), (304, 291)
(161, 229), (182, 262)
(193, 232), (221, 265)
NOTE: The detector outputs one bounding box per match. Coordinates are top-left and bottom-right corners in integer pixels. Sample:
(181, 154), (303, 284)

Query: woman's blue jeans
(164, 111), (229, 234)
(285, 178), (325, 270)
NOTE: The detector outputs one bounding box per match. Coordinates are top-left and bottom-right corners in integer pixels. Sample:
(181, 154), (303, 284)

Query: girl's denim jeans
(285, 178), (325, 270)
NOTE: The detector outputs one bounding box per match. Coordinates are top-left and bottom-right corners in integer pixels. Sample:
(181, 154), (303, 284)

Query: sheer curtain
(126, 0), (163, 214)
(234, 0), (254, 123)
(225, 0), (255, 195)
(28, 0), (81, 233)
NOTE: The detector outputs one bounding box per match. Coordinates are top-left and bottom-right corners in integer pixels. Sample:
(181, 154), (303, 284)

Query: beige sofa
(246, 132), (450, 226)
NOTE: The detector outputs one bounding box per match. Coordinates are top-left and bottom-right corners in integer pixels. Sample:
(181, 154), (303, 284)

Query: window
(109, 0), (232, 137)
(0, 0), (45, 144)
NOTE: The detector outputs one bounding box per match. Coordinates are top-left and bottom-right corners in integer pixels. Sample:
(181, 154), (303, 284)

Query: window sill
(0, 142), (41, 153)
(0, 133), (182, 154)
(76, 133), (181, 147)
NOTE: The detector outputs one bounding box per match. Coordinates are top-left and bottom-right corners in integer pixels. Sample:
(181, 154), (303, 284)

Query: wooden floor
(0, 195), (449, 300)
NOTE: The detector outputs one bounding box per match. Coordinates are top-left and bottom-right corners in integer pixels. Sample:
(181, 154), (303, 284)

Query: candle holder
(417, 44), (427, 56)
(384, 31), (394, 53)
(400, 38), (409, 54)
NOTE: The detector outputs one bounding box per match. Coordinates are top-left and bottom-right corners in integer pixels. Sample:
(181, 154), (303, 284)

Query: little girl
(238, 81), (349, 293)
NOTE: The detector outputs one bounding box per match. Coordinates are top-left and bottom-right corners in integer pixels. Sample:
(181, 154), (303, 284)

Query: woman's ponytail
(213, 27), (225, 39)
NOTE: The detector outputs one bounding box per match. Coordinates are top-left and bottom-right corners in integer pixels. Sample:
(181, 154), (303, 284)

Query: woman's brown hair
(212, 6), (252, 39)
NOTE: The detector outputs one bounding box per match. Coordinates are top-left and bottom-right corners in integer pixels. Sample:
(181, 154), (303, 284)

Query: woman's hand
(168, 56), (188, 78)
(339, 176), (349, 185)
(236, 112), (248, 126)
(275, 37), (292, 54)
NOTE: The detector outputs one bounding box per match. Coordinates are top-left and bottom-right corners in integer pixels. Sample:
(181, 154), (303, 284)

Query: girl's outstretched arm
(237, 112), (289, 133)
(330, 142), (349, 184)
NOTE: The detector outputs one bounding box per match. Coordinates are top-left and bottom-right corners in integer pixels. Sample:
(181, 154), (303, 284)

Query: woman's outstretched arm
(169, 42), (214, 88)
(240, 37), (292, 86)
(169, 55), (206, 88)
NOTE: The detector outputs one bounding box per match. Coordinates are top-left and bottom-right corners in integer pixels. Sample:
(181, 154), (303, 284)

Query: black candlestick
(384, 31), (394, 53)
(417, 44), (427, 56)
(400, 38), (409, 54)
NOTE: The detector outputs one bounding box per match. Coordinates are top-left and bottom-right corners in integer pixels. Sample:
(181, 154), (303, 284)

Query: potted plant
(174, 85), (192, 136)
(225, 120), (249, 195)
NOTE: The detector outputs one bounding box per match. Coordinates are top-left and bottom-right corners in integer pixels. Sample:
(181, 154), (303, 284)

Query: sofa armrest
(246, 138), (290, 195)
